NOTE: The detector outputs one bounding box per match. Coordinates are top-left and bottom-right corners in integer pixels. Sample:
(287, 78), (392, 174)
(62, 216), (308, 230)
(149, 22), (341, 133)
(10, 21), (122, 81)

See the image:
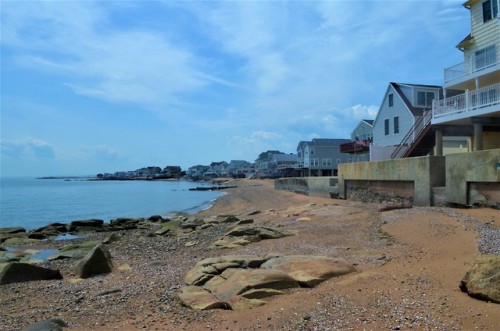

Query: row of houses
(291, 0), (499, 176)
(182, 1), (500, 183)
(341, 0), (499, 163)
(97, 166), (182, 180)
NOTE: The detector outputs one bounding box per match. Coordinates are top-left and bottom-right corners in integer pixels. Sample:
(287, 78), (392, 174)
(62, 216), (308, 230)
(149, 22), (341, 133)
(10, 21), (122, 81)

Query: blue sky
(1, 0), (469, 177)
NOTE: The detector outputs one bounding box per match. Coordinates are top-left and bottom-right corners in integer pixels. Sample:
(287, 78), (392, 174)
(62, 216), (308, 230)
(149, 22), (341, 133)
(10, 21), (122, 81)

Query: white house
(371, 82), (442, 160)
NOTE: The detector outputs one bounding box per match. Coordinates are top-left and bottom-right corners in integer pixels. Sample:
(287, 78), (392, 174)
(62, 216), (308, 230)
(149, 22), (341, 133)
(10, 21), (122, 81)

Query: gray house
(340, 119), (374, 163)
(371, 82), (442, 160)
(297, 138), (350, 176)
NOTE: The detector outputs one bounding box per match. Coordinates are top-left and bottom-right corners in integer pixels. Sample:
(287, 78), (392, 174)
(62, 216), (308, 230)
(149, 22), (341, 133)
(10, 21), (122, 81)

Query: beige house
(431, 0), (500, 153)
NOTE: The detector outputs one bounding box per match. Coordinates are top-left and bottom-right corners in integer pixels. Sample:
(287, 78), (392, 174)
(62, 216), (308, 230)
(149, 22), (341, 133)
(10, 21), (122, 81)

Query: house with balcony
(340, 119), (373, 162)
(430, 0), (500, 154)
(296, 138), (350, 176)
(370, 82), (442, 160)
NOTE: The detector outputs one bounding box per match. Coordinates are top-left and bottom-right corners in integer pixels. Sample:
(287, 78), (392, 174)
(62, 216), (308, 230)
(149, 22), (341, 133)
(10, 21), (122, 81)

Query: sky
(1, 0), (470, 177)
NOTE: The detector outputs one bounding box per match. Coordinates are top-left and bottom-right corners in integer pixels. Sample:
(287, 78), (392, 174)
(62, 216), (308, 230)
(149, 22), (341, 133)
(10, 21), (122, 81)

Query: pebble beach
(1, 179), (499, 330)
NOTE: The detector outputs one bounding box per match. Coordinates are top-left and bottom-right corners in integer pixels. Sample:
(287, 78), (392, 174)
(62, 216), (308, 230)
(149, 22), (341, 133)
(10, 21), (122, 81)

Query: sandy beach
(1, 179), (499, 330)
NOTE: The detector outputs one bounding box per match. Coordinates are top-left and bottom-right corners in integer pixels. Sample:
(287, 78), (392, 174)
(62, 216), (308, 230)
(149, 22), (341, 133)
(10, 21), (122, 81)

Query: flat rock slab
(179, 254), (355, 311)
(460, 255), (500, 303)
(261, 255), (357, 287)
(0, 262), (63, 285)
(212, 226), (296, 249)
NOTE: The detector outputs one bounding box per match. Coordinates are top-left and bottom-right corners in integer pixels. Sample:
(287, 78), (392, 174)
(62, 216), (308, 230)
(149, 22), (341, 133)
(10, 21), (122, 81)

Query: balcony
(340, 140), (371, 153)
(432, 83), (500, 123)
(444, 46), (498, 85)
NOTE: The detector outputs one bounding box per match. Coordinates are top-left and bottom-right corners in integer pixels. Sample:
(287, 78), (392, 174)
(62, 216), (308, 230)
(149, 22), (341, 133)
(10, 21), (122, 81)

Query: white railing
(444, 46), (498, 83)
(433, 83), (500, 119)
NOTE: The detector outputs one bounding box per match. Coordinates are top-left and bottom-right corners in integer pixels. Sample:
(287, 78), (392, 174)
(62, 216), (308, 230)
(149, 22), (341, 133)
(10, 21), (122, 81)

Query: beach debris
(0, 262), (63, 285)
(459, 255), (500, 303)
(23, 318), (68, 331)
(211, 226), (296, 249)
(179, 254), (355, 311)
(73, 244), (113, 278)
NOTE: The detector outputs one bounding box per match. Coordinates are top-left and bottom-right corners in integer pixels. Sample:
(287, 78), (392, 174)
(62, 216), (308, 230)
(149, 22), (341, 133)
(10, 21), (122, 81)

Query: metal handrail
(391, 110), (432, 159)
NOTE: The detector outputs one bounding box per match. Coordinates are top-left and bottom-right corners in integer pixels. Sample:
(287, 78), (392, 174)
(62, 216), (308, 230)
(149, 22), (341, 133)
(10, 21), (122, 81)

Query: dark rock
(237, 219), (254, 225)
(148, 215), (170, 223)
(70, 219), (104, 227)
(28, 233), (48, 240)
(23, 317), (68, 331)
(0, 262), (63, 285)
(248, 210), (261, 216)
(74, 244), (113, 278)
(0, 227), (26, 235)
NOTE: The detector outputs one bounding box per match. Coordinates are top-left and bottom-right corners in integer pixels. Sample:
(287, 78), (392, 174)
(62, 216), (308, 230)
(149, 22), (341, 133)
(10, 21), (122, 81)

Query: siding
(351, 121), (373, 141)
(465, 2), (500, 70)
(373, 85), (416, 147)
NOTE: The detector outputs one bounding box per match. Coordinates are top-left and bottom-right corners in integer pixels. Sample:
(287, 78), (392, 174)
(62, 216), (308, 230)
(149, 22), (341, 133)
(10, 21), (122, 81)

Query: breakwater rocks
(0, 215), (170, 245)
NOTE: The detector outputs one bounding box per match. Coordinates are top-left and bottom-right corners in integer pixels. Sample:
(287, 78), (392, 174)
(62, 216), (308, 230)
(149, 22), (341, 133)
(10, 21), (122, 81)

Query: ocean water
(0, 177), (223, 230)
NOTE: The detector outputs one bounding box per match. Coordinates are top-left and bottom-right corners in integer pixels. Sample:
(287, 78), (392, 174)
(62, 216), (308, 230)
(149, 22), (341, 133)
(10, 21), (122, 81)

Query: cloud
(1, 1), (214, 107)
(287, 104), (379, 138)
(228, 131), (290, 159)
(78, 145), (123, 160)
(1, 139), (56, 159)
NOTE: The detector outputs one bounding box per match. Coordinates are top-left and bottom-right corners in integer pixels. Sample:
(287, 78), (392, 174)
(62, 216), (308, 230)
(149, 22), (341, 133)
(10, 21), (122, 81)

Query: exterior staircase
(391, 110), (434, 159)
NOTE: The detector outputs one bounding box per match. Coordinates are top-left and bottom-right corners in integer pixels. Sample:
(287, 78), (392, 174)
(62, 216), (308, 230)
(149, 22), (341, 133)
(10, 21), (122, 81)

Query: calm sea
(0, 177), (223, 230)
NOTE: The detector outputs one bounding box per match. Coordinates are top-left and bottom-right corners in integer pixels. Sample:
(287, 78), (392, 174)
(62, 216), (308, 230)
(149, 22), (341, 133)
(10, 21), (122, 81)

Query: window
(298, 151), (302, 158)
(310, 148), (315, 155)
(322, 158), (332, 166)
(394, 116), (399, 134)
(311, 158), (319, 166)
(417, 91), (435, 107)
(384, 119), (389, 135)
(475, 45), (497, 69)
(388, 93), (394, 107)
(483, 0), (498, 23)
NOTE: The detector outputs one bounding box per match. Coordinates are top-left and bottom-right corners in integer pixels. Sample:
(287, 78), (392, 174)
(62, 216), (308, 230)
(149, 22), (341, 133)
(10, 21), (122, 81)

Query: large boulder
(180, 254), (356, 311)
(0, 262), (63, 285)
(261, 255), (356, 287)
(74, 244), (113, 278)
(460, 255), (500, 303)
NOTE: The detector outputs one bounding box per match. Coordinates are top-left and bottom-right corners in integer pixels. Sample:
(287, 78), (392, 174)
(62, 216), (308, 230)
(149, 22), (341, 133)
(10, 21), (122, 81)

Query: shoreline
(1, 179), (499, 330)
(0, 177), (229, 231)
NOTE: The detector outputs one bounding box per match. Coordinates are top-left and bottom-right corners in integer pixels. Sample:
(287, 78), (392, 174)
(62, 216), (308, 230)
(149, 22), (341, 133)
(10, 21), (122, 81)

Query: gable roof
(390, 82), (441, 117)
(363, 119), (374, 126)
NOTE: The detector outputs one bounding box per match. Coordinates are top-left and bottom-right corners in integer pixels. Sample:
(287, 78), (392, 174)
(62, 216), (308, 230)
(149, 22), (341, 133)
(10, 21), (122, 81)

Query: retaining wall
(446, 149), (500, 205)
(338, 156), (446, 206)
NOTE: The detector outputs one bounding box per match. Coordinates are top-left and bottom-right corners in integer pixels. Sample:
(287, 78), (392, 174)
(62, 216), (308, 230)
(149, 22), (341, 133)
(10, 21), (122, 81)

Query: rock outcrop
(460, 255), (500, 303)
(179, 254), (355, 311)
(74, 244), (113, 278)
(0, 262), (63, 285)
(23, 318), (68, 331)
(212, 226), (296, 248)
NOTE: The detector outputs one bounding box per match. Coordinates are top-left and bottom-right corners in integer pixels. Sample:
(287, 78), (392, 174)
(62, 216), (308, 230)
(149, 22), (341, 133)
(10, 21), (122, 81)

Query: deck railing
(433, 83), (500, 119)
(444, 46), (498, 83)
